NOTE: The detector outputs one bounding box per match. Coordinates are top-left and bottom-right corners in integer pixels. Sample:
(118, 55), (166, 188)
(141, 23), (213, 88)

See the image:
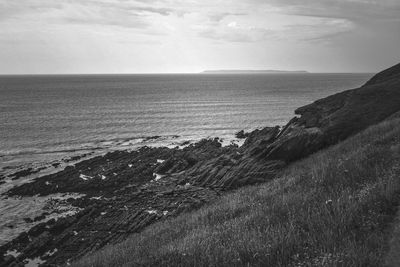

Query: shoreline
(0, 131), (250, 170)
(0, 135), (254, 265)
(0, 133), (248, 248)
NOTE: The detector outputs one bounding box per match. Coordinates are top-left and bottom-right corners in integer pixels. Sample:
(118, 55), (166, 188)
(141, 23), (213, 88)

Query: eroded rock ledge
(1, 62), (400, 266)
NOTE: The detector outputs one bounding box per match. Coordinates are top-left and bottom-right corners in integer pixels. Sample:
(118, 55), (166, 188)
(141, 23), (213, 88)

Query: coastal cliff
(1, 63), (400, 266)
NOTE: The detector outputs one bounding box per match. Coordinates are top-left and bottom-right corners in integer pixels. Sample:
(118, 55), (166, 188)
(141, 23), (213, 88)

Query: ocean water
(0, 73), (373, 245)
(0, 73), (372, 170)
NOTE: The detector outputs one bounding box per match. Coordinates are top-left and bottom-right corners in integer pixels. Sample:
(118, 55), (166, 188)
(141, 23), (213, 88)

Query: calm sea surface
(0, 73), (372, 170)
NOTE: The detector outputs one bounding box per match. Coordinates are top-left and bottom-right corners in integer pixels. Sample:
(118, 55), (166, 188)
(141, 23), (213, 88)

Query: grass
(385, 210), (400, 267)
(73, 117), (400, 267)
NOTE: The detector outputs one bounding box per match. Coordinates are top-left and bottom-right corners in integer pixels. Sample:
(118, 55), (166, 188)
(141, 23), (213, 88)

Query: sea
(0, 73), (373, 170)
(0, 73), (372, 245)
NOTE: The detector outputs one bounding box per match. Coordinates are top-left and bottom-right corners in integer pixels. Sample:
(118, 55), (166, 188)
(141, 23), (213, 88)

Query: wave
(0, 134), (186, 158)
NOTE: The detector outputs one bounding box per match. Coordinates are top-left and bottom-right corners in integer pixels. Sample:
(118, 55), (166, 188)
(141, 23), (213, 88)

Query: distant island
(202, 69), (309, 74)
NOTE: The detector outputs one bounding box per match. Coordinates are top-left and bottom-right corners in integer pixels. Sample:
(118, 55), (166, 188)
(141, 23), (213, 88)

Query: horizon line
(0, 71), (375, 76)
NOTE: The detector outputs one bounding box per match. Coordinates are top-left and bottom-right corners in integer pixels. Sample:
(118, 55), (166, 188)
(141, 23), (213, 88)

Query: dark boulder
(235, 130), (249, 139)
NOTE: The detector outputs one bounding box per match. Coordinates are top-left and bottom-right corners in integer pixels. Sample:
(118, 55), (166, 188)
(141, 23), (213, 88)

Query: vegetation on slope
(73, 116), (400, 267)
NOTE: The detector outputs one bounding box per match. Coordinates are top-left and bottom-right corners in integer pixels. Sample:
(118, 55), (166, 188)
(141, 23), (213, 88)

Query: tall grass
(73, 118), (400, 267)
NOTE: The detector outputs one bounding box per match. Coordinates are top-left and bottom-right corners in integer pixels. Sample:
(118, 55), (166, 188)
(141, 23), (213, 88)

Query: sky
(0, 0), (399, 74)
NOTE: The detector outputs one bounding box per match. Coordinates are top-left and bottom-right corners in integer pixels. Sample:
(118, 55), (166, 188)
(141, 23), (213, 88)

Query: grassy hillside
(73, 116), (400, 267)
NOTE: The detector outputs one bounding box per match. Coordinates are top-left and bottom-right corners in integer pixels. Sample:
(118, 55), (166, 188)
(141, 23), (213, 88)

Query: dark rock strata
(1, 62), (400, 266)
(9, 167), (46, 181)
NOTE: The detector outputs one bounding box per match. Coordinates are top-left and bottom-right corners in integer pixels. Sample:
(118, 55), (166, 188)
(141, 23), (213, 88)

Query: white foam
(79, 174), (92, 181)
(157, 159), (165, 164)
(44, 248), (58, 257)
(221, 137), (245, 147)
(24, 257), (45, 267)
(146, 209), (157, 214)
(153, 173), (165, 181)
(50, 193), (84, 201)
(6, 249), (21, 257)
(0, 193), (84, 246)
(120, 138), (144, 147)
(178, 183), (191, 189)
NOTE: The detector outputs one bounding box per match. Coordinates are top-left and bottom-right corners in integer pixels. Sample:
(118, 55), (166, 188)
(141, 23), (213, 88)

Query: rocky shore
(1, 62), (400, 267)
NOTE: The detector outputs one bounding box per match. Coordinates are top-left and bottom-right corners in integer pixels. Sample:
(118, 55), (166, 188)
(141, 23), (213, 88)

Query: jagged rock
(261, 125), (325, 162)
(52, 162), (61, 168)
(9, 167), (45, 180)
(28, 223), (47, 237)
(50, 216), (76, 234)
(33, 214), (46, 222)
(235, 130), (249, 139)
(241, 126), (280, 155)
(2, 255), (16, 266)
(155, 157), (190, 174)
(23, 231), (52, 255)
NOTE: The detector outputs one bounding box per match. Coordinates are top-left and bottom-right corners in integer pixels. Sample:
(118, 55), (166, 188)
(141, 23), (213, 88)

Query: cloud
(58, 2), (151, 29)
(1, 0), (387, 40)
(251, 0), (400, 22)
(0, 0), (176, 29)
(207, 12), (247, 22)
(282, 18), (355, 42)
(0, 0), (398, 74)
(82, 1), (175, 16)
(0, 1), (62, 22)
(2, 0), (398, 30)
(199, 26), (273, 43)
(192, 9), (356, 43)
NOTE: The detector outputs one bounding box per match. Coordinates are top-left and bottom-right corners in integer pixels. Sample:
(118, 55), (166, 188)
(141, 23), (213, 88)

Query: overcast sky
(0, 0), (399, 74)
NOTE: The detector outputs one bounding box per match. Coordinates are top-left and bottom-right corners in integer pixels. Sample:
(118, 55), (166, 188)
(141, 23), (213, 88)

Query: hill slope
(72, 64), (400, 266)
(73, 112), (400, 267)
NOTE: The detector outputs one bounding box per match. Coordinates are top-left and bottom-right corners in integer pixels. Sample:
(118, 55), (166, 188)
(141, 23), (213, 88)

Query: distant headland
(201, 69), (309, 74)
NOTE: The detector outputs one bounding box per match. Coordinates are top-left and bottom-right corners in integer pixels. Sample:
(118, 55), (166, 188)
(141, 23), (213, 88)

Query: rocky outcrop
(241, 126), (280, 155)
(256, 62), (400, 162)
(1, 62), (400, 266)
(1, 141), (230, 266)
(183, 62), (400, 188)
(235, 130), (250, 139)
